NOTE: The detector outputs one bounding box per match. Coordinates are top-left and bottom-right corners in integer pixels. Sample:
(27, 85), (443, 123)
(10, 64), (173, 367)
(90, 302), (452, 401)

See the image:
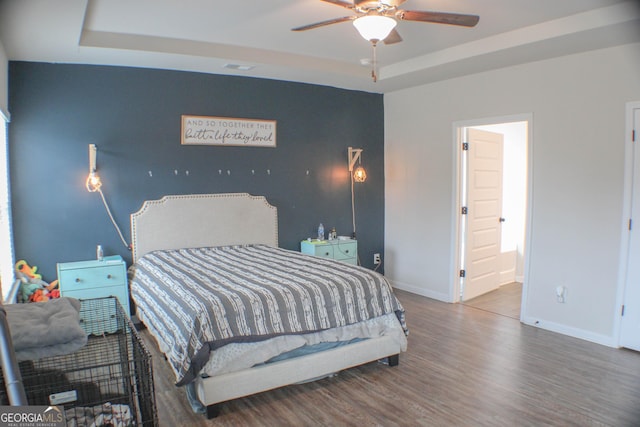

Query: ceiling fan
(292, 0), (479, 81)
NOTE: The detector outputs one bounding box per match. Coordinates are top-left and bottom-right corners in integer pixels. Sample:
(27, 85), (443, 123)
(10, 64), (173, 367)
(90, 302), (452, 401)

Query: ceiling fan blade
(380, 0), (408, 6)
(321, 0), (355, 9)
(383, 28), (403, 45)
(292, 16), (355, 32)
(398, 10), (479, 27)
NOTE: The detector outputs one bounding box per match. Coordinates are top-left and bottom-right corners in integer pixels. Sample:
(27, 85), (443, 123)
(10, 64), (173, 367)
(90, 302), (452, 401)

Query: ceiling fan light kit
(352, 15), (397, 42)
(292, 0), (479, 82)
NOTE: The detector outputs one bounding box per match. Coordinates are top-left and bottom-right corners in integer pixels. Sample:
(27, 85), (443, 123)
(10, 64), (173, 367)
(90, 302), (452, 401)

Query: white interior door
(462, 128), (504, 301)
(620, 106), (640, 350)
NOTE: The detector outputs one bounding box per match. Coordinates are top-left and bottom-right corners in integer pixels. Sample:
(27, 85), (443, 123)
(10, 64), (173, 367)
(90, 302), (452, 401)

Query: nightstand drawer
(333, 242), (357, 261)
(301, 241), (334, 258)
(300, 239), (358, 265)
(314, 245), (334, 258)
(58, 264), (125, 291)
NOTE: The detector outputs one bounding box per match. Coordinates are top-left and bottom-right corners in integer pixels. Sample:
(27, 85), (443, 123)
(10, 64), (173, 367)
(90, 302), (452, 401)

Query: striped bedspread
(129, 244), (407, 385)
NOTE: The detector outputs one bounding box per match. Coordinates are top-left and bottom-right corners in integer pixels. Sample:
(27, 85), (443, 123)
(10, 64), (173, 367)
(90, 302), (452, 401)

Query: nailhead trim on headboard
(130, 193), (278, 262)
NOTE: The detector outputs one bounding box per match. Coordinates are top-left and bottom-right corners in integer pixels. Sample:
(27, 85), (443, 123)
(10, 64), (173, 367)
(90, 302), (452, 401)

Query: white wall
(385, 42), (640, 346)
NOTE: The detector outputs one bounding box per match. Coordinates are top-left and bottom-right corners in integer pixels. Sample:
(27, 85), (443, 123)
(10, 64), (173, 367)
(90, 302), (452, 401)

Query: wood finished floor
(462, 282), (523, 319)
(142, 290), (640, 426)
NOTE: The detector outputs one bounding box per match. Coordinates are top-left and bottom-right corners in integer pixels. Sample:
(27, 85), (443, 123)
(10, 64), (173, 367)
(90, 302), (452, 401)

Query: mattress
(129, 244), (407, 385)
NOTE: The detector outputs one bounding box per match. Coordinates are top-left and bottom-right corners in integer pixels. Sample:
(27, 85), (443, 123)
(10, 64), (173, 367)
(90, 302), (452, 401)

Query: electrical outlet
(373, 253), (381, 265)
(556, 286), (566, 303)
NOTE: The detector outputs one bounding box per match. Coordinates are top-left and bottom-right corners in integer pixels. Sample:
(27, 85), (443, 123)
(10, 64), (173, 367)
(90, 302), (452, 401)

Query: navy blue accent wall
(8, 62), (384, 280)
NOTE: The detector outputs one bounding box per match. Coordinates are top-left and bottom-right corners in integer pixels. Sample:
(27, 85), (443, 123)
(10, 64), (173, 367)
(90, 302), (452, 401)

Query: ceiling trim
(380, 2), (640, 82)
(79, 30), (365, 77)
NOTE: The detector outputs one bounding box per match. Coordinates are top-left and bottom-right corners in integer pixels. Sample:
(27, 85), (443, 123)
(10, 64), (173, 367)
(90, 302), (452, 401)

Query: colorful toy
(15, 260), (42, 280)
(15, 260), (60, 303)
(20, 282), (42, 302)
(28, 289), (48, 303)
(46, 280), (59, 292)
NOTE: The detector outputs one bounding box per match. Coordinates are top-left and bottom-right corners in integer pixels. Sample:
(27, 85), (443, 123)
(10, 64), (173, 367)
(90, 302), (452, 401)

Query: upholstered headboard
(130, 193), (278, 262)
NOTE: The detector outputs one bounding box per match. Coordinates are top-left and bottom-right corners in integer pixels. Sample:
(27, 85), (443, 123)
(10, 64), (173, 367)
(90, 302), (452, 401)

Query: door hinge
(462, 142), (469, 151)
(633, 130), (636, 142)
(630, 218), (633, 231)
(459, 269), (466, 278)
(621, 305), (625, 316)
(461, 206), (468, 215)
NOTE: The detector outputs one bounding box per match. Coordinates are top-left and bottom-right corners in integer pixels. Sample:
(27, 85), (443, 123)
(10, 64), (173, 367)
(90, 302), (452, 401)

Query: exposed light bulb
(86, 172), (102, 192)
(353, 166), (367, 183)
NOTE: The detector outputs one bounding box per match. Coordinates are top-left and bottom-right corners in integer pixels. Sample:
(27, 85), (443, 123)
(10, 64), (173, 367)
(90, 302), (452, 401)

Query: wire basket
(0, 297), (157, 426)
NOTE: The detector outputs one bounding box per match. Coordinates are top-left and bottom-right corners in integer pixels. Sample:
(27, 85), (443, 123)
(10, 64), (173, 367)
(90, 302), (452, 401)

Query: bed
(128, 193), (408, 418)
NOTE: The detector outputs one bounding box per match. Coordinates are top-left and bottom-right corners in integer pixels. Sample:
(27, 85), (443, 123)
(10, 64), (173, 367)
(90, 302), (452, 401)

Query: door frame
(615, 101), (639, 347)
(450, 114), (534, 319)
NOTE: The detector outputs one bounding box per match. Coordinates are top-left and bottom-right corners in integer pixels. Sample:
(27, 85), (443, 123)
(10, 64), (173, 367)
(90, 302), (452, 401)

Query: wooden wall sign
(181, 115), (276, 147)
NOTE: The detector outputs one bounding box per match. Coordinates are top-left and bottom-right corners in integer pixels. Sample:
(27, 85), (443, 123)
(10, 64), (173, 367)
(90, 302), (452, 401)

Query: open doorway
(618, 101), (640, 350)
(453, 116), (530, 319)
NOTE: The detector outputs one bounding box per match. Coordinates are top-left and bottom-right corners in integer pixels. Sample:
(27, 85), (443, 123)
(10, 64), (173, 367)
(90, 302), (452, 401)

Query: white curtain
(0, 117), (15, 302)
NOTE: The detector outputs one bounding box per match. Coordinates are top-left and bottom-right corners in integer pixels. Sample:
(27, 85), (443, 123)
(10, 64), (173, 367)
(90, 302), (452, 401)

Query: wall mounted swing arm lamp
(348, 146), (367, 242)
(86, 144), (102, 192)
(348, 147), (367, 183)
(85, 144), (131, 251)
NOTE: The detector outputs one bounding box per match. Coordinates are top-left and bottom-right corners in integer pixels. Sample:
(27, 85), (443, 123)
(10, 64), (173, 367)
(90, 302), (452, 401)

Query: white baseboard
(521, 316), (616, 348)
(389, 279), (451, 303)
(499, 270), (516, 286)
(389, 277), (615, 348)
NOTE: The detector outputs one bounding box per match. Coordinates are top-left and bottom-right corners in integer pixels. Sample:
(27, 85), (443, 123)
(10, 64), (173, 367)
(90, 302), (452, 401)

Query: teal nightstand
(300, 239), (358, 265)
(57, 255), (130, 317)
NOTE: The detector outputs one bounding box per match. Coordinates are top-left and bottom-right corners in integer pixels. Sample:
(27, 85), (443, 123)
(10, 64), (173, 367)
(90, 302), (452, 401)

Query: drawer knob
(107, 274), (112, 279)
(75, 278), (81, 283)
(344, 250), (349, 253)
(325, 252), (330, 256)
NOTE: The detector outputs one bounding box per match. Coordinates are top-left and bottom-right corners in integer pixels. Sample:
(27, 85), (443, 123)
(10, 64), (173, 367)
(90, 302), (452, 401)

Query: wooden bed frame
(130, 193), (403, 418)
